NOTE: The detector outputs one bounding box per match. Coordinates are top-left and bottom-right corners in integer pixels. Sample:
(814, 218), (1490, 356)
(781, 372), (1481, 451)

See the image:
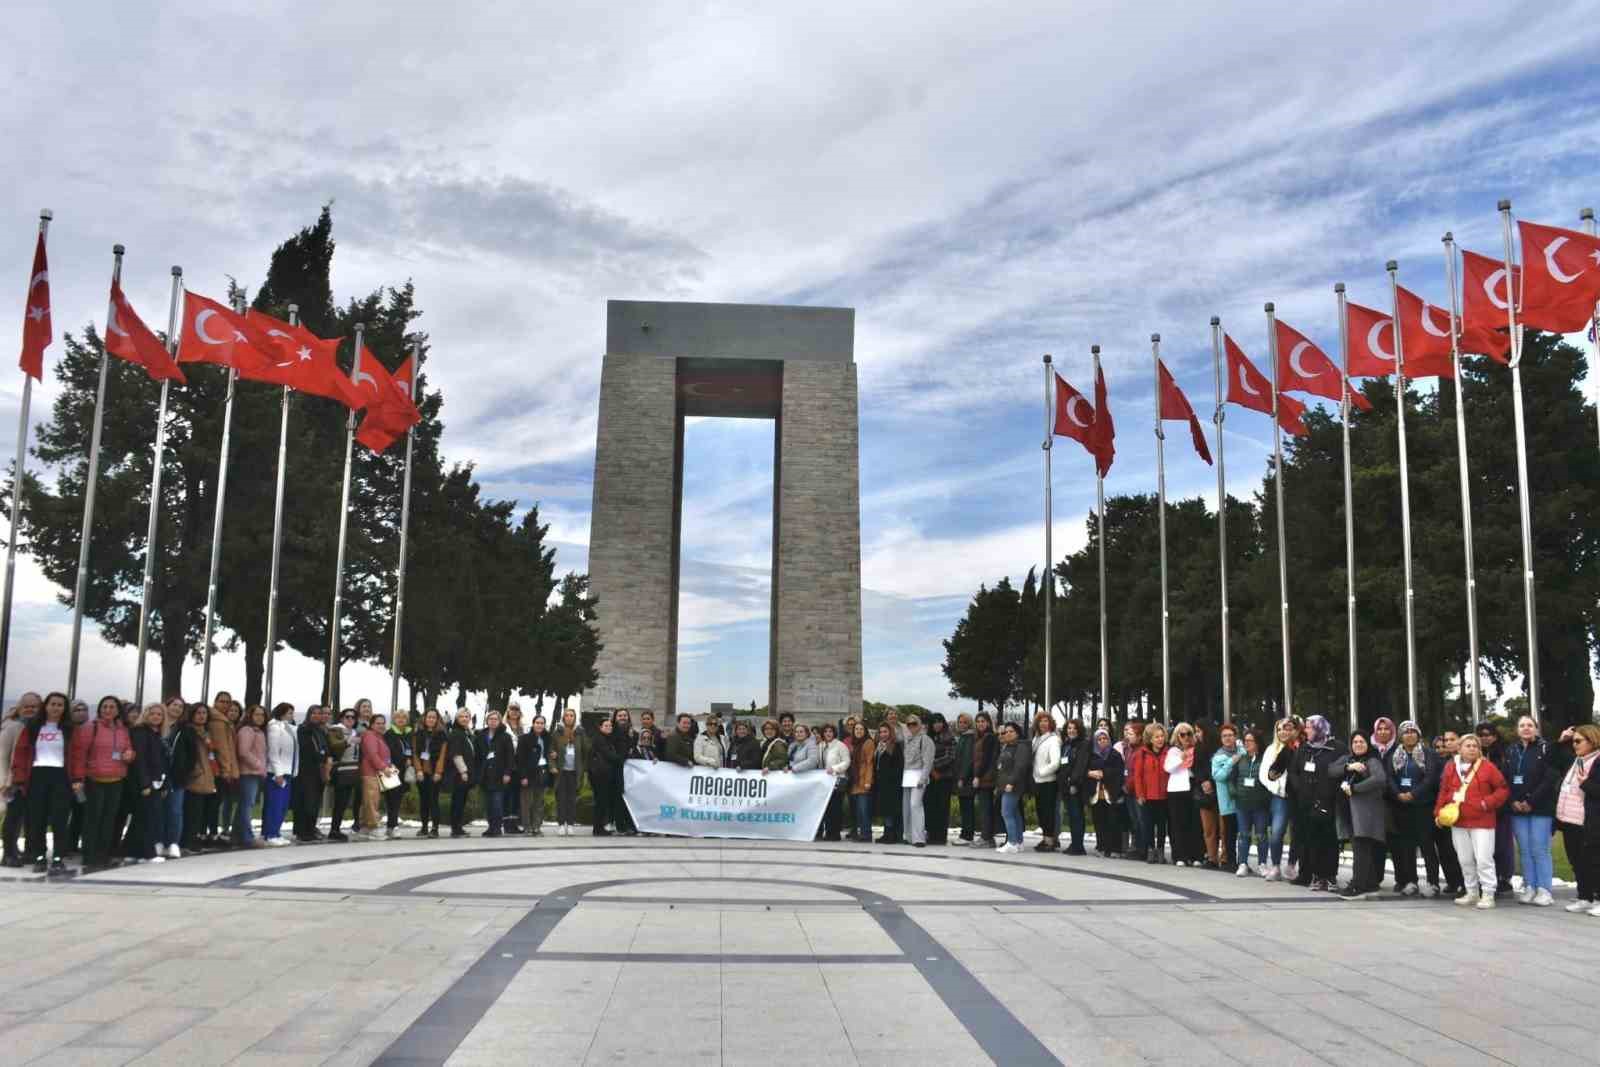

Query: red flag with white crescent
(1518, 219), (1600, 333)
(244, 310), (363, 409)
(107, 284), (186, 384)
(176, 291), (278, 375)
(19, 231), (50, 380)
(1458, 248), (1513, 363)
(1224, 334), (1309, 436)
(1157, 360), (1212, 465)
(1275, 318), (1370, 410)
(1345, 301), (1398, 378)
(1051, 373), (1095, 452)
(1393, 285), (1455, 380)
(355, 353), (421, 453)
(1089, 364), (1114, 478)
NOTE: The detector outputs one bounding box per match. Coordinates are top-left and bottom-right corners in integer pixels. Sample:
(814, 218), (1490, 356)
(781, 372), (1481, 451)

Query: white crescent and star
(1421, 303), (1451, 337)
(353, 353), (378, 391)
(193, 309), (231, 345)
(108, 304), (128, 337)
(1236, 362), (1263, 396)
(1366, 319), (1396, 362)
(1063, 393), (1091, 428)
(1484, 269), (1510, 311)
(29, 271), (48, 291)
(1287, 341), (1323, 379)
(27, 305), (49, 323)
(1543, 236), (1584, 285)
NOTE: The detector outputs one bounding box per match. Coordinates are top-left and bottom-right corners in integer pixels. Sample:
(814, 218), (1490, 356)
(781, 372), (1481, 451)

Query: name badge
(1303, 760), (1315, 773)
(1242, 777), (1256, 787)
(421, 749), (430, 761)
(1513, 775), (1524, 785)
(1399, 777), (1412, 788)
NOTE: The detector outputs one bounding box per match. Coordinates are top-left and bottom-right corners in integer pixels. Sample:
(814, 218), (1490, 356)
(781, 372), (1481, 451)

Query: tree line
(17, 207), (600, 712)
(944, 330), (1600, 737)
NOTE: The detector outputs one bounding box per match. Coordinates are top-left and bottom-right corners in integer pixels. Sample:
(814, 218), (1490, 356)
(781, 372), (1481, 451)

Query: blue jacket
(1210, 745), (1245, 816)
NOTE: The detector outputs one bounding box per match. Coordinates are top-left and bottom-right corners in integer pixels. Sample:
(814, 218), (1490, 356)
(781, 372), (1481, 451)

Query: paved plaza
(0, 832), (1592, 1066)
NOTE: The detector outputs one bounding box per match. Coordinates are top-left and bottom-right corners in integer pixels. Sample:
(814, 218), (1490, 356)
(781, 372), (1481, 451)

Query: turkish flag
(1346, 301), (1398, 378)
(1052, 373), (1095, 453)
(244, 311), (363, 409)
(19, 231), (50, 380)
(1157, 360), (1211, 465)
(1458, 248), (1513, 363)
(355, 353), (421, 453)
(1276, 318), (1371, 411)
(106, 285), (186, 384)
(1089, 364), (1114, 478)
(1518, 220), (1600, 333)
(176, 291), (277, 375)
(1226, 334), (1311, 435)
(1393, 286), (1456, 380)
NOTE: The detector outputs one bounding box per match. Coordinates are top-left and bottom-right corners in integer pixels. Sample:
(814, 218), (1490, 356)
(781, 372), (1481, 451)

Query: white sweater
(820, 738), (851, 776)
(1032, 733), (1062, 783)
(1163, 745), (1192, 792)
(266, 718), (299, 777)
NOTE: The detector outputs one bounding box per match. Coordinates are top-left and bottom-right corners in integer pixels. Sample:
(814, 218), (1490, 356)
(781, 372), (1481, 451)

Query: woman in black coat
(442, 709), (478, 838)
(1087, 726), (1125, 856)
(588, 718), (625, 836)
(872, 724), (904, 844)
(1060, 720), (1092, 856)
(477, 711), (516, 837)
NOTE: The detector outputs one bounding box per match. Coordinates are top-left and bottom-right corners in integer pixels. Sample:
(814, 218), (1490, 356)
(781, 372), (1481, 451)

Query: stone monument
(583, 300), (863, 724)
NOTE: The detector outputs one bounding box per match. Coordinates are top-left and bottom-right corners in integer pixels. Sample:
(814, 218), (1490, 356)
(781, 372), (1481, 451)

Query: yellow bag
(1434, 762), (1479, 829)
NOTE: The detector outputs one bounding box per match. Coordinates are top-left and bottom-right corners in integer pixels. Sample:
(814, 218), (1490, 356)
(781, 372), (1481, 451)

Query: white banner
(622, 761), (833, 842)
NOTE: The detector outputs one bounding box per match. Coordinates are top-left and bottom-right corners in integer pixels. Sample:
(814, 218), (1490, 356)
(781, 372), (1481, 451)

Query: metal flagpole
(1584, 207), (1599, 455)
(1208, 319), (1230, 724)
(1, 209), (51, 705)
(1264, 303), (1293, 719)
(262, 306), (297, 710)
(65, 244), (123, 701)
(133, 267), (182, 707)
(199, 294), (244, 703)
(1498, 200), (1541, 718)
(327, 322), (365, 710)
(1151, 333), (1171, 725)
(1092, 345), (1109, 721)
(1334, 284), (1359, 736)
(389, 345), (421, 716)
(1041, 353), (1053, 725)
(1384, 264), (1420, 724)
(1442, 235), (1483, 721)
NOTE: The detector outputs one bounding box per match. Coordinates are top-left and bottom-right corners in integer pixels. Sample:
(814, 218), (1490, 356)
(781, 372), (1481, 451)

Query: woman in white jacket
(818, 722), (851, 841)
(693, 717), (727, 769)
(1257, 718), (1297, 880)
(1163, 722), (1203, 866)
(1031, 713), (1062, 852)
(262, 703), (299, 846)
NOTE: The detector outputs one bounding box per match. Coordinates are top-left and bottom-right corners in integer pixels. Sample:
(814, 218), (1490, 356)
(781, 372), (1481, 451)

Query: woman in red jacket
(1435, 733), (1510, 909)
(10, 692), (84, 875)
(1130, 722), (1170, 864)
(73, 695), (134, 873)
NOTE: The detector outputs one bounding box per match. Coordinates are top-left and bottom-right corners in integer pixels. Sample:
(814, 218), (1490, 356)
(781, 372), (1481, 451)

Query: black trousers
(1560, 821), (1599, 902)
(612, 778), (633, 833)
(821, 787), (845, 840)
(1433, 824), (1464, 889)
(592, 776), (615, 833)
(958, 792), (975, 841)
(417, 777), (440, 828)
(1350, 837), (1380, 891)
(384, 783), (407, 831)
(65, 786), (84, 854)
(293, 772), (323, 839)
(113, 776), (137, 857)
(24, 767), (71, 861)
(1092, 798), (1121, 852)
(975, 788), (996, 842)
(1304, 812), (1340, 882)
(182, 790), (209, 849)
(331, 780), (357, 833)
(82, 779), (124, 867)
(129, 788), (161, 860)
(1221, 812), (1239, 867)
(923, 777), (952, 843)
(875, 787), (901, 841)
(1168, 789), (1204, 863)
(1493, 810), (1514, 889)
(1034, 781), (1058, 840)
(1391, 803), (1441, 889)
(450, 782), (471, 832)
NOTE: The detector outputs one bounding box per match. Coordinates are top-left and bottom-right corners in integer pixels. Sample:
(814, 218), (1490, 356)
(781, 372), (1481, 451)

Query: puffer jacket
(787, 735), (820, 772)
(820, 737), (851, 778)
(1031, 732), (1062, 784)
(1435, 756), (1509, 830)
(1210, 745), (1244, 816)
(1128, 746), (1169, 802)
(73, 720), (133, 782)
(693, 732), (726, 769)
(234, 724), (267, 777)
(1499, 737), (1558, 817)
(266, 718), (298, 778)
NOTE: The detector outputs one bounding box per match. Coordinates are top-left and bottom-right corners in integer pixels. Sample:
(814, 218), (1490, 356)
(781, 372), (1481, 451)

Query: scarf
(1370, 717), (1396, 752)
(1306, 715), (1333, 748)
(1392, 737), (1427, 779)
(1093, 729), (1111, 757)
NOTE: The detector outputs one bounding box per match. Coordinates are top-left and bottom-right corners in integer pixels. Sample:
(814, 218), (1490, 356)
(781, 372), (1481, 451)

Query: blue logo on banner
(659, 804), (677, 819)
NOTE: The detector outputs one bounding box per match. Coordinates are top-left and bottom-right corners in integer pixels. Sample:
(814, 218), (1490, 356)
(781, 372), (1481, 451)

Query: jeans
(1123, 792), (1142, 852)
(902, 785), (927, 844)
(1267, 794), (1291, 866)
(1001, 789), (1023, 845)
(1510, 813), (1554, 891)
(1062, 786), (1086, 850)
(852, 793), (873, 838)
(484, 786), (506, 833)
(262, 777), (291, 840)
(1236, 807), (1269, 868)
(163, 786), (186, 848)
(235, 775), (262, 843)
(1452, 826), (1497, 894)
(1139, 799), (1169, 858)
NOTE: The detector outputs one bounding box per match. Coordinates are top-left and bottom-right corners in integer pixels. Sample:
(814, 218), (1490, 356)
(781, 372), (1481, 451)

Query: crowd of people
(3, 688), (1596, 917)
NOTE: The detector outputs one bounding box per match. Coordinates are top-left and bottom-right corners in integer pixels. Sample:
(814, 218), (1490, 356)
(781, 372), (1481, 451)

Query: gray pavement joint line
(190, 842), (1216, 901)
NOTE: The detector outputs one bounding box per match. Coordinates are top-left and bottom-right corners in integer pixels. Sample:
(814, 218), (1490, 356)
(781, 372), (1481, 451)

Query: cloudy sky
(4, 1), (1599, 713)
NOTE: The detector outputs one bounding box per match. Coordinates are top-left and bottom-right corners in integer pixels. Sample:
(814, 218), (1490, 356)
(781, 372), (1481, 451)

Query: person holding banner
(848, 722), (876, 842)
(873, 723), (902, 844)
(819, 722), (850, 841)
(759, 720), (789, 772)
(901, 715), (933, 847)
(695, 716), (727, 769)
(787, 724), (819, 773)
(663, 714), (695, 767)
(732, 720), (762, 770)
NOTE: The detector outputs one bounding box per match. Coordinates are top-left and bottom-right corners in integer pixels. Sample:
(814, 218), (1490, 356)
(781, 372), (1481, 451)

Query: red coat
(359, 729), (393, 776)
(1434, 757), (1509, 829)
(9, 723), (88, 788)
(74, 721), (133, 782)
(1128, 746), (1169, 802)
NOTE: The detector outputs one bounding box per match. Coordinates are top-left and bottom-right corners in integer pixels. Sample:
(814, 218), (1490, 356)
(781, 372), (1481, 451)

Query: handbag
(378, 766), (403, 792)
(1435, 760), (1479, 828)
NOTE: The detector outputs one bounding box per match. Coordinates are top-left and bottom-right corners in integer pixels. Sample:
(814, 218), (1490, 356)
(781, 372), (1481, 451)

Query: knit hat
(1398, 720), (1421, 738)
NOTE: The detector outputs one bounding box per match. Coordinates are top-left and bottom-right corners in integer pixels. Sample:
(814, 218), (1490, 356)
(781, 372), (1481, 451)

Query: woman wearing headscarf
(873, 723), (903, 843)
(1332, 732), (1388, 898)
(847, 721), (876, 842)
(1258, 718), (1297, 881)
(1290, 715), (1344, 891)
(1387, 720), (1446, 897)
(1163, 723), (1203, 866)
(1436, 732), (1510, 908)
(1087, 726), (1125, 856)
(1369, 716), (1399, 891)
(1502, 714), (1557, 907)
(1059, 720), (1091, 856)
(1554, 724), (1600, 915)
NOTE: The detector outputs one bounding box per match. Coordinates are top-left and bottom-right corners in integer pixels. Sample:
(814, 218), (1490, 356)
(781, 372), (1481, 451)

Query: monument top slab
(606, 300), (854, 363)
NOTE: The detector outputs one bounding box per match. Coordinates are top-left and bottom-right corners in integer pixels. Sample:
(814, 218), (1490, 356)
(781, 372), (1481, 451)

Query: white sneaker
(1565, 899), (1590, 913)
(1476, 894), (1496, 910)
(1282, 862), (1299, 882)
(1262, 865), (1280, 882)
(994, 841), (1007, 851)
(1455, 889), (1478, 907)
(1000, 843), (1020, 854)
(1532, 889), (1554, 907)
(384, 830), (398, 840)
(149, 855), (165, 864)
(1235, 864), (1249, 877)
(1420, 884), (1439, 899)
(166, 844), (181, 859)
(1516, 886), (1536, 905)
(1587, 903), (1600, 918)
